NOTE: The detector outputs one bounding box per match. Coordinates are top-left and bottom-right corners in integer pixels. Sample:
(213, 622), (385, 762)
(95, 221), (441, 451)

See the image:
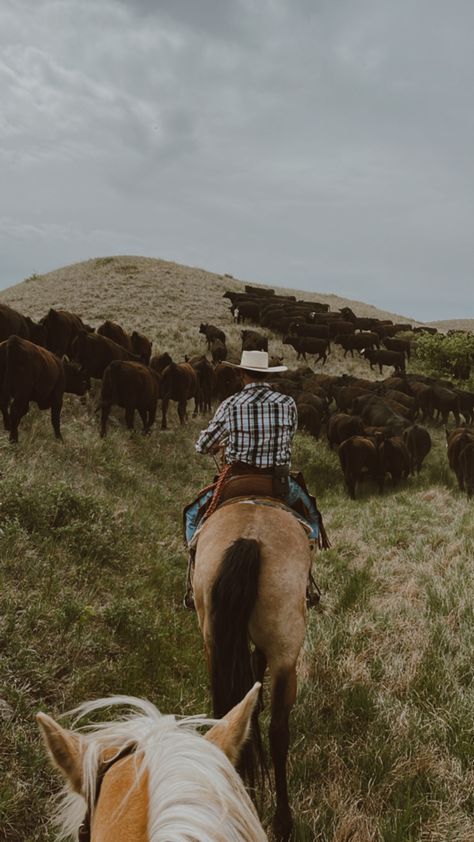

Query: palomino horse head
(192, 500), (312, 842)
(37, 685), (267, 841)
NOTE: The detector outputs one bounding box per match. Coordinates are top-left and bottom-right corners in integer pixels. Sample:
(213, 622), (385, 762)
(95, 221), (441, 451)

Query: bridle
(79, 743), (136, 842)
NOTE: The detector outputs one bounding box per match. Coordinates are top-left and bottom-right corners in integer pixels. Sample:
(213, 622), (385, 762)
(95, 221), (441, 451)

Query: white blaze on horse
(37, 686), (267, 841)
(193, 498), (313, 841)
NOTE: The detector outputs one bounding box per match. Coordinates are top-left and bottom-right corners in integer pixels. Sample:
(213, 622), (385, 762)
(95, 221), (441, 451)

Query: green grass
(1, 258), (474, 840)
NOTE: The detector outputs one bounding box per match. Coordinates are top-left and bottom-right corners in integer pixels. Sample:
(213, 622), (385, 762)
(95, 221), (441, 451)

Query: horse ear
(204, 682), (261, 766)
(36, 712), (83, 792)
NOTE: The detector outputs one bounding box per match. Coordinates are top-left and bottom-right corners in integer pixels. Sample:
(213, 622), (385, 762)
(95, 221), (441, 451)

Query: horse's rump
(194, 501), (312, 840)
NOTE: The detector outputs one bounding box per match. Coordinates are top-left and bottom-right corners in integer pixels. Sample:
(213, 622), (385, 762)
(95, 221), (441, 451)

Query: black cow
(283, 336), (329, 364)
(432, 386), (460, 425)
(210, 338), (227, 364)
(199, 323), (226, 347)
(377, 435), (411, 490)
(402, 424), (432, 473)
(288, 322), (330, 340)
(383, 337), (412, 359)
(363, 348), (406, 374)
(241, 330), (268, 352)
(327, 413), (365, 449)
(334, 332), (378, 358)
(338, 435), (380, 499)
(233, 302), (261, 323)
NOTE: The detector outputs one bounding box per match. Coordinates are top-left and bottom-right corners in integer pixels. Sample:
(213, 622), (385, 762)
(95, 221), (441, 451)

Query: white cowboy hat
(223, 350), (287, 373)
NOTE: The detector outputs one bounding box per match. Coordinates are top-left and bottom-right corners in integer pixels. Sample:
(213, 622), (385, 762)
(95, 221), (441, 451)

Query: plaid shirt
(195, 382), (298, 468)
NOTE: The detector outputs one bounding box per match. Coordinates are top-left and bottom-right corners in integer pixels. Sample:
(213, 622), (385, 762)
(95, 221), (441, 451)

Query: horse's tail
(210, 537), (264, 788)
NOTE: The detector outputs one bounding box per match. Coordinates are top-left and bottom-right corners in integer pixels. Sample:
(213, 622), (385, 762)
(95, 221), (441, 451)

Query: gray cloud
(1, 0), (473, 320)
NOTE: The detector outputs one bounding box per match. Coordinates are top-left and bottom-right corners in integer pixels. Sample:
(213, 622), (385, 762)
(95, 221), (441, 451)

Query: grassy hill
(1, 256), (474, 842)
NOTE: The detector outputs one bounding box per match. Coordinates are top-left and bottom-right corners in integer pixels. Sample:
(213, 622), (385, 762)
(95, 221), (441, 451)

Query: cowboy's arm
(195, 400), (230, 455)
(292, 400), (298, 435)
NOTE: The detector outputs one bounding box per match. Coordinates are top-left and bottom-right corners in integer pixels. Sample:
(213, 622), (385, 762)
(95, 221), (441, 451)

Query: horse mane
(53, 695), (266, 842)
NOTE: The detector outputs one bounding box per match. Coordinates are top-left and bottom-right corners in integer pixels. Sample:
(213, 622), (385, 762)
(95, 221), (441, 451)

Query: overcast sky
(1, 0), (473, 321)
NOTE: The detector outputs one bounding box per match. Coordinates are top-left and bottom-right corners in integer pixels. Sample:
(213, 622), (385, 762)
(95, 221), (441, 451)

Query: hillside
(427, 318), (474, 333)
(0, 254), (421, 354)
(1, 256), (474, 842)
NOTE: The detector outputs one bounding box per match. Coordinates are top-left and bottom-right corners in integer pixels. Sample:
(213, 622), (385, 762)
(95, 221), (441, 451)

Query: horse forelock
(53, 695), (266, 842)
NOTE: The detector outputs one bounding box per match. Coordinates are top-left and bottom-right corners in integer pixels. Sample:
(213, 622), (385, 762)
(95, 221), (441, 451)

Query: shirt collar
(242, 381), (271, 390)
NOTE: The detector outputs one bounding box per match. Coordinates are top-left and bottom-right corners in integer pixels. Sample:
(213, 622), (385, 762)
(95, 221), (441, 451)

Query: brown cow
(446, 427), (474, 490)
(241, 330), (268, 352)
(97, 320), (133, 352)
(160, 362), (198, 429)
(212, 363), (241, 402)
(72, 331), (140, 380)
(199, 323), (226, 348)
(131, 330), (152, 364)
(150, 352), (173, 374)
(187, 355), (213, 414)
(0, 303), (46, 345)
(377, 435), (411, 490)
(0, 302), (29, 341)
(210, 338), (227, 364)
(402, 425), (432, 474)
(327, 413), (365, 449)
(296, 402), (322, 438)
(432, 385), (460, 425)
(1, 336), (88, 442)
(100, 361), (161, 437)
(338, 435), (380, 499)
(458, 442), (474, 497)
(41, 308), (90, 356)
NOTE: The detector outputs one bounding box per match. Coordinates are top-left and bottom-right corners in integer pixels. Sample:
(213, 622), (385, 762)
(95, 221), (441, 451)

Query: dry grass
(1, 255), (474, 841)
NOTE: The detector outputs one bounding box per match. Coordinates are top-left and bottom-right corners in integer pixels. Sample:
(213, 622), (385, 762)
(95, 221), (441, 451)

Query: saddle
(220, 473), (277, 504)
(184, 464), (322, 544)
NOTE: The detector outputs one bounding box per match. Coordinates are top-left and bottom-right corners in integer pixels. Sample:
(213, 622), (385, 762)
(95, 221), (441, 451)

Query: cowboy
(183, 350), (325, 608)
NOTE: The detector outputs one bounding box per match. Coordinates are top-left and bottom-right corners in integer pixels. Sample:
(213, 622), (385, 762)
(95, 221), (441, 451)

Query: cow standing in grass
(160, 361), (198, 429)
(1, 335), (89, 443)
(41, 308), (91, 356)
(199, 323), (226, 349)
(100, 360), (161, 437)
(0, 303), (46, 346)
(97, 320), (133, 352)
(72, 331), (141, 380)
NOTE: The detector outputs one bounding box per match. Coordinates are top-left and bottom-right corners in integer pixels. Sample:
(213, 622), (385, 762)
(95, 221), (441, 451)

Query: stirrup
(306, 572), (321, 609)
(183, 588), (195, 611)
(183, 547), (196, 611)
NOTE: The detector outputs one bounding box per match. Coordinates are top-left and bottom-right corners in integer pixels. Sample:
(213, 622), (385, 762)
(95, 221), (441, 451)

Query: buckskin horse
(192, 496), (313, 841)
(37, 686), (267, 841)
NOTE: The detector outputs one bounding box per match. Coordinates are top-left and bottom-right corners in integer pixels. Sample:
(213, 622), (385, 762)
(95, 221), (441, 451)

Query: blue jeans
(184, 476), (320, 545)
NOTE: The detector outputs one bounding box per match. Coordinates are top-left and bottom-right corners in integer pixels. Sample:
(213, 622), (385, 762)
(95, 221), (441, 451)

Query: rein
(78, 743), (136, 842)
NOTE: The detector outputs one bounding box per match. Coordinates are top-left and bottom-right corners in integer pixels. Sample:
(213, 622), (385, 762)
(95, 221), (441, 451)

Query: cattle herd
(0, 285), (473, 497)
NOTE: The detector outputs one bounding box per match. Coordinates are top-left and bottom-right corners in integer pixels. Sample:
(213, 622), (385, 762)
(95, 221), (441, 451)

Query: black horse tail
(210, 537), (265, 789)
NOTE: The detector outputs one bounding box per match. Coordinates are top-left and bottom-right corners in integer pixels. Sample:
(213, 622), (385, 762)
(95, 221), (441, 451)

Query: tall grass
(1, 256), (473, 841)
